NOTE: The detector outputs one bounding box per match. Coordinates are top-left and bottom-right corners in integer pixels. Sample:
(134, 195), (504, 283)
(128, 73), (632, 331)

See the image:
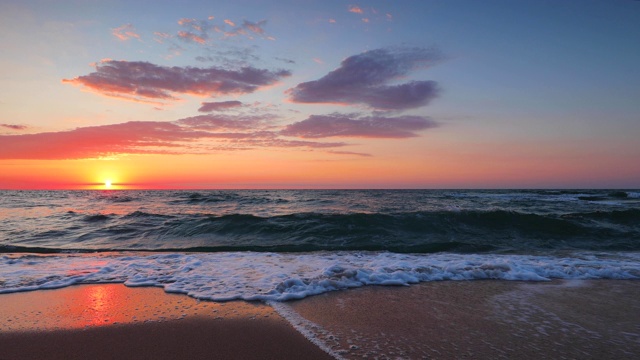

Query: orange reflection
(83, 285), (113, 326)
(0, 284), (277, 332)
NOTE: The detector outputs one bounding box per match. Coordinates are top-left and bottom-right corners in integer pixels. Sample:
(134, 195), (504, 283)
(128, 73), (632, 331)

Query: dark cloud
(327, 150), (372, 157)
(198, 101), (243, 112)
(275, 57), (296, 64)
(63, 60), (291, 103)
(1, 124), (28, 131)
(281, 113), (438, 138)
(287, 47), (442, 110)
(0, 115), (345, 160)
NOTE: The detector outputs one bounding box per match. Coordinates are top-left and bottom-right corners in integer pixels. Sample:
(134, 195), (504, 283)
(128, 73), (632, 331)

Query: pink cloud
(112, 24), (140, 41)
(198, 101), (243, 112)
(173, 17), (270, 42)
(177, 31), (207, 44)
(0, 121), (195, 159)
(178, 18), (196, 26)
(281, 113), (438, 138)
(349, 5), (364, 14)
(0, 116), (347, 160)
(153, 32), (172, 43)
(63, 60), (291, 103)
(242, 20), (267, 35)
(287, 47), (443, 110)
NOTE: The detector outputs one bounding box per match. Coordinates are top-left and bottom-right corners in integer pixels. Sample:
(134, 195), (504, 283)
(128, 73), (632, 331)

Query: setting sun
(105, 180), (112, 189)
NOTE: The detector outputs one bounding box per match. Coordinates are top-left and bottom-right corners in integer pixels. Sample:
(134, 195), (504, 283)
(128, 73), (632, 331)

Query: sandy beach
(1, 280), (639, 359)
(0, 284), (332, 360)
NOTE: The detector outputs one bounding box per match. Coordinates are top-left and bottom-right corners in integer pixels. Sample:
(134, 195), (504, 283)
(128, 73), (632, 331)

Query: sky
(1, 0), (639, 189)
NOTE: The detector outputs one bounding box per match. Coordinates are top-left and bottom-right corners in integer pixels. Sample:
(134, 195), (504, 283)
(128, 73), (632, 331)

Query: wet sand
(0, 284), (332, 360)
(283, 280), (640, 359)
(1, 280), (639, 359)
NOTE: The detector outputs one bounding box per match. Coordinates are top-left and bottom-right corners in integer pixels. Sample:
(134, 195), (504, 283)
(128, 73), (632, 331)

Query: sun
(105, 180), (112, 189)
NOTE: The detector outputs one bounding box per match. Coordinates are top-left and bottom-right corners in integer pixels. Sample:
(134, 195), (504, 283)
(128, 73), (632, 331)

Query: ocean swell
(2, 209), (639, 253)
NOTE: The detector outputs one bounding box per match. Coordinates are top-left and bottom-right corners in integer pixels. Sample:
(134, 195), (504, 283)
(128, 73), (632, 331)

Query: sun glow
(105, 180), (112, 189)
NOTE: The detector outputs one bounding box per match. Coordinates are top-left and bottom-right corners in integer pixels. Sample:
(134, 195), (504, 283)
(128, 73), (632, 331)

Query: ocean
(1, 189), (639, 301)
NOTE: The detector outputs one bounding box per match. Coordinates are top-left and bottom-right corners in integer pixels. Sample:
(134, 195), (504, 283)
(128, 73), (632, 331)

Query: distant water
(1, 190), (639, 301)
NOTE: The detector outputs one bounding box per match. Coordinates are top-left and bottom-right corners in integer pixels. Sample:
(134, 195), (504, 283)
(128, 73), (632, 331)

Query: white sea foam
(0, 252), (639, 301)
(269, 300), (346, 359)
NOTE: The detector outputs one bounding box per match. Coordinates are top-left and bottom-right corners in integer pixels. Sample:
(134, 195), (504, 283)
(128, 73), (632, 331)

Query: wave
(3, 209), (640, 254)
(82, 214), (112, 222)
(1, 251), (638, 301)
(564, 209), (640, 224)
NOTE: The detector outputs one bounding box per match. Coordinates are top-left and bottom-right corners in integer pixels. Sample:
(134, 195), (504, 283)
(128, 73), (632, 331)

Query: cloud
(172, 17), (271, 44)
(287, 47), (443, 110)
(198, 101), (243, 112)
(1, 124), (27, 131)
(175, 18), (211, 45)
(63, 60), (291, 103)
(177, 31), (207, 44)
(177, 114), (264, 130)
(348, 5), (364, 14)
(0, 116), (346, 160)
(195, 46), (261, 67)
(223, 20), (269, 39)
(0, 121), (196, 159)
(112, 24), (140, 41)
(153, 32), (172, 43)
(281, 113), (438, 138)
(178, 18), (197, 27)
(241, 20), (267, 35)
(327, 150), (372, 157)
(275, 57), (295, 64)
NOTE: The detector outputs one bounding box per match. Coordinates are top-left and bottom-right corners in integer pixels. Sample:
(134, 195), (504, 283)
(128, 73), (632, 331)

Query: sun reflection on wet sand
(81, 285), (114, 326)
(0, 284), (275, 332)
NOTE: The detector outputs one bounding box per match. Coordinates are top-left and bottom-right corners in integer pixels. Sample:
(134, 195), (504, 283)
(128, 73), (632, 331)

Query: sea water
(1, 190), (639, 300)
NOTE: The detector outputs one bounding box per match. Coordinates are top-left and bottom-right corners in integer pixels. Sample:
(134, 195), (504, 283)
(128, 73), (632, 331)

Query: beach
(1, 280), (639, 359)
(0, 284), (332, 360)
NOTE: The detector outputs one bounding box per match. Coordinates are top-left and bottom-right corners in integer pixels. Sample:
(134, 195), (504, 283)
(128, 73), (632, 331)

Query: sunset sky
(1, 0), (639, 189)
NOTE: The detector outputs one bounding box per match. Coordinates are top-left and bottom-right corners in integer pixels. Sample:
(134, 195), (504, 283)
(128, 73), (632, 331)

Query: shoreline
(1, 280), (639, 359)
